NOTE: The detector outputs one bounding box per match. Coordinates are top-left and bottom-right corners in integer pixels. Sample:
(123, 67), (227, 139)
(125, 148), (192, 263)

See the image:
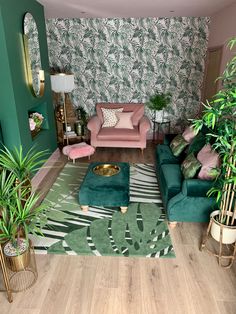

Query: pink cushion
(115, 112), (134, 129)
(197, 144), (220, 180)
(182, 126), (197, 143)
(97, 126), (140, 141)
(62, 143), (95, 159)
(96, 103), (144, 126)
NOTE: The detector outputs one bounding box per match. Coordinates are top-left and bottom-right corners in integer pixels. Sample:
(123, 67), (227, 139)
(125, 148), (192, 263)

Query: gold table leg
(0, 244), (13, 303)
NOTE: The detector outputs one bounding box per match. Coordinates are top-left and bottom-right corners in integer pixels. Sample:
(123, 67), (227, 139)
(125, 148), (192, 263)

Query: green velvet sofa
(155, 135), (216, 223)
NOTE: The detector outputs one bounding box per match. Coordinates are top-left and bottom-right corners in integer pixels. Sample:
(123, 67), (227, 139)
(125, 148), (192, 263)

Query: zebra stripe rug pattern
(32, 163), (175, 258)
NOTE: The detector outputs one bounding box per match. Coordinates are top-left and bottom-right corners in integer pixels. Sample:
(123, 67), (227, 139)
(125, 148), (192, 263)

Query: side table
(152, 119), (171, 141)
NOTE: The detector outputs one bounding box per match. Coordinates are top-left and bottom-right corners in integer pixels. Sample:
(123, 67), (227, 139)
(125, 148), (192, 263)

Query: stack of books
(64, 131), (77, 138)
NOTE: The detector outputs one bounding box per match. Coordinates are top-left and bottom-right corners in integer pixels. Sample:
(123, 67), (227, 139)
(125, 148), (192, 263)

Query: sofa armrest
(163, 134), (177, 145)
(182, 179), (214, 197)
(139, 116), (151, 133)
(87, 116), (102, 135)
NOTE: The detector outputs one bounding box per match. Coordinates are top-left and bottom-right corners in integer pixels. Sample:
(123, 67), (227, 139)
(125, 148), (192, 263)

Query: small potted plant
(29, 112), (44, 137)
(146, 91), (171, 122)
(192, 37), (236, 254)
(0, 188), (48, 272)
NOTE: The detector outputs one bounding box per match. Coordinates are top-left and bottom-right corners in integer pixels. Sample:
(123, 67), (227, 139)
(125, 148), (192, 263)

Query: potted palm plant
(0, 145), (48, 275)
(192, 38), (236, 256)
(0, 145), (48, 199)
(0, 186), (47, 272)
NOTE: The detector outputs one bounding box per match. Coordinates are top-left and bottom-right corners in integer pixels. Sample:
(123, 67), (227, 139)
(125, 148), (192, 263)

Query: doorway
(202, 45), (223, 104)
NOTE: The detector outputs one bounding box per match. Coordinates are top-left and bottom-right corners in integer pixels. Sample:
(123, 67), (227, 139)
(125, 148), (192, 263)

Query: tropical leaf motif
(125, 223), (133, 245)
(45, 17), (209, 128)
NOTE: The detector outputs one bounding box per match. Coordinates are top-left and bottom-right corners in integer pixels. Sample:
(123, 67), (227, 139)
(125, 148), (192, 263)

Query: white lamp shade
(50, 73), (74, 93)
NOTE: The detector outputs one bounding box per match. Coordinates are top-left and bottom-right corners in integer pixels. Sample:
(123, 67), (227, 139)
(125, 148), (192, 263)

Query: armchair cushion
(115, 112), (134, 129)
(97, 126), (140, 141)
(101, 107), (123, 127)
(96, 103), (144, 126)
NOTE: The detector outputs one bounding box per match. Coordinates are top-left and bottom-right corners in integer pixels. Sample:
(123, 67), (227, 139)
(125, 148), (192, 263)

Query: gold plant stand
(0, 244), (13, 303)
(5, 242), (38, 292)
(200, 155), (236, 268)
(200, 216), (236, 268)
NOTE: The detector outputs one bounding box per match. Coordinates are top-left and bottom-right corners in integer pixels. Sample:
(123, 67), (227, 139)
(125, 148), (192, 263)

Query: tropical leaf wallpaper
(46, 17), (210, 129)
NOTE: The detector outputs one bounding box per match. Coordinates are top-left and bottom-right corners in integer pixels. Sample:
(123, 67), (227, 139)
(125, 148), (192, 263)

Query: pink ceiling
(38, 0), (236, 19)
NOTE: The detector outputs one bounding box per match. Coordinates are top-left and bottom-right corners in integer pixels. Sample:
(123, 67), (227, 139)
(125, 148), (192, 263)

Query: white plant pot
(210, 210), (236, 244)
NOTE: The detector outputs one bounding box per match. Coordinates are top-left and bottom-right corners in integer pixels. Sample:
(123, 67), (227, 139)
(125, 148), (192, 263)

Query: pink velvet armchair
(87, 103), (151, 151)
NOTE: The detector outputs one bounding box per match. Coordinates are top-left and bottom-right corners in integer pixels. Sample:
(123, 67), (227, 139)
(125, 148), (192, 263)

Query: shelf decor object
(50, 73), (75, 145)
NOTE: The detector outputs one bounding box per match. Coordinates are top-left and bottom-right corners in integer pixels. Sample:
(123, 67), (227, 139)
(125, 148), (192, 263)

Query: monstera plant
(192, 37), (236, 261)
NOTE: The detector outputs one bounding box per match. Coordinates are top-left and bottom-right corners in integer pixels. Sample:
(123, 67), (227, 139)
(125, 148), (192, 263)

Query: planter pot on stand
(3, 239), (38, 292)
(201, 210), (236, 268)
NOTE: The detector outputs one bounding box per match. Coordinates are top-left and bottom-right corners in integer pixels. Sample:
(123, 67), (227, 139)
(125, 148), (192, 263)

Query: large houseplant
(0, 145), (48, 273)
(192, 38), (236, 250)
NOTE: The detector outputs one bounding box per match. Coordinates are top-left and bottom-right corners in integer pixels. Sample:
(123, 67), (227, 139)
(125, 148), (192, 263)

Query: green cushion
(170, 134), (189, 157)
(181, 153), (201, 179)
(78, 162), (129, 207)
(187, 132), (206, 155)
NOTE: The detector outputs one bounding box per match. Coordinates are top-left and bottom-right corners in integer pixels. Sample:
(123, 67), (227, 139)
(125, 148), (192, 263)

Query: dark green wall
(0, 0), (57, 154)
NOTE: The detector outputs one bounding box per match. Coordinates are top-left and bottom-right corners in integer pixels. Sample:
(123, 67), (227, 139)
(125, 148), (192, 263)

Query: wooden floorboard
(1, 141), (236, 313)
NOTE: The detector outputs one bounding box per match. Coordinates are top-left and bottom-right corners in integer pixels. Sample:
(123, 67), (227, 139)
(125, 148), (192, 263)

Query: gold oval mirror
(23, 12), (44, 97)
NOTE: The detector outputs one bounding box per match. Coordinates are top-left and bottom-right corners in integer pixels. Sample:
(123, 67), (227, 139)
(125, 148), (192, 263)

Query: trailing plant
(192, 37), (236, 225)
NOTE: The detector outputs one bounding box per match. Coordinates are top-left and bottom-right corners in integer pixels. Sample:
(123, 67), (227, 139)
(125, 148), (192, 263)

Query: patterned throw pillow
(197, 144), (221, 180)
(170, 134), (189, 157)
(101, 107), (123, 127)
(182, 125), (198, 143)
(181, 153), (201, 179)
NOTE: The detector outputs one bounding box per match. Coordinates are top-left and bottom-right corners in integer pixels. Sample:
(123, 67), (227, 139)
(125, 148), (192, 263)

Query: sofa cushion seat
(156, 144), (180, 166)
(97, 126), (140, 141)
(159, 164), (182, 206)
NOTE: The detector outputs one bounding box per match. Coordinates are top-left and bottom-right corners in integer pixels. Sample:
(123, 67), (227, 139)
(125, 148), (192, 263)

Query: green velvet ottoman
(78, 162), (130, 213)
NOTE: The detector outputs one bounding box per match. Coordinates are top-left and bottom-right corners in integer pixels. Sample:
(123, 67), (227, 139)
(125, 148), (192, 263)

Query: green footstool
(78, 162), (130, 213)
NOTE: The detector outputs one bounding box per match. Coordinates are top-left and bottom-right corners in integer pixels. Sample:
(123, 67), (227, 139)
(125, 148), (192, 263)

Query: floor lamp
(50, 73), (75, 145)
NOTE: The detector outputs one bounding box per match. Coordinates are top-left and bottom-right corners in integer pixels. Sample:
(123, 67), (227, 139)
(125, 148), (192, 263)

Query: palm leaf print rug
(32, 163), (175, 258)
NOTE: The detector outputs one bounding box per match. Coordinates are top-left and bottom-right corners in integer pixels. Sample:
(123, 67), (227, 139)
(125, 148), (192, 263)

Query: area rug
(32, 163), (175, 258)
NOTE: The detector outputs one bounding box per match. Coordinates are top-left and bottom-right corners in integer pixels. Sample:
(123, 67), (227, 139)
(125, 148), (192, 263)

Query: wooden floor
(1, 141), (236, 314)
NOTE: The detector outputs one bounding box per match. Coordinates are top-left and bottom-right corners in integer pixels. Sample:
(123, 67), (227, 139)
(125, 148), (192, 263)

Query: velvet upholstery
(156, 134), (216, 223)
(79, 162), (129, 207)
(88, 103), (151, 149)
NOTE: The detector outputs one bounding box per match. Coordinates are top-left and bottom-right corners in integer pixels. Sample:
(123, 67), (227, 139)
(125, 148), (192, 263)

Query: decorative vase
(210, 210), (236, 244)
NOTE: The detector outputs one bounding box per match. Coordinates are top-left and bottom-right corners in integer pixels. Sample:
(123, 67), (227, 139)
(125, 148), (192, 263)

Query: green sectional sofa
(155, 135), (216, 223)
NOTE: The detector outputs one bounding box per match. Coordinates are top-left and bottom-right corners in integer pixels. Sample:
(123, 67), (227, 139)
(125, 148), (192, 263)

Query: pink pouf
(62, 143), (95, 163)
